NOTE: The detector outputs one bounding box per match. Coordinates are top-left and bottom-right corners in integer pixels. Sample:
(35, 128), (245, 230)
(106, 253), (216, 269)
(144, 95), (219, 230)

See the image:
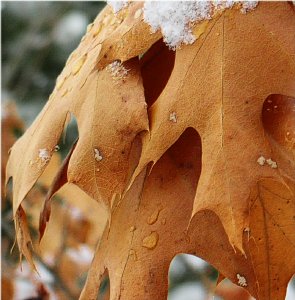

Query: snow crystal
(266, 158), (278, 169)
(107, 60), (129, 80)
(39, 148), (51, 163)
(212, 0), (235, 10)
(240, 1), (258, 14)
(108, 1), (129, 14)
(94, 148), (103, 161)
(169, 112), (177, 123)
(257, 156), (266, 166)
(143, 1), (258, 49)
(237, 273), (247, 287)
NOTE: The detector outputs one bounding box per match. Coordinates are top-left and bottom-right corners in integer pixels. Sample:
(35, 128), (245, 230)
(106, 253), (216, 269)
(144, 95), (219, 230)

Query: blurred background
(1, 2), (294, 300)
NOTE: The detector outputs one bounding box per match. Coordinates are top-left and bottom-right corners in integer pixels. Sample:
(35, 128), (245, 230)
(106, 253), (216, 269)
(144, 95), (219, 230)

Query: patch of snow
(108, 1), (129, 14)
(39, 148), (51, 163)
(107, 60), (129, 80)
(212, 0), (235, 10)
(144, 1), (212, 49)
(169, 112), (177, 123)
(14, 279), (37, 300)
(66, 244), (94, 265)
(237, 273), (247, 287)
(94, 148), (103, 161)
(266, 158), (277, 169)
(257, 156), (266, 166)
(143, 1), (258, 49)
(240, 1), (258, 14)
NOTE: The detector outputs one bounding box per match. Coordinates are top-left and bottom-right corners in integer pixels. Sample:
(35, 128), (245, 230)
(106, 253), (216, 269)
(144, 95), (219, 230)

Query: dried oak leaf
(6, 1), (153, 270)
(6, 2), (295, 300)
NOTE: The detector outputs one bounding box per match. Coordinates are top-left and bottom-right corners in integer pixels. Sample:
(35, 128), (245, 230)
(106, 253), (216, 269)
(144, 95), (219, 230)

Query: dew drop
(103, 15), (112, 25)
(72, 54), (87, 75)
(142, 232), (159, 250)
(147, 210), (160, 225)
(93, 23), (102, 37)
(56, 76), (66, 90)
(61, 88), (68, 97)
(134, 9), (142, 19)
(87, 22), (94, 33)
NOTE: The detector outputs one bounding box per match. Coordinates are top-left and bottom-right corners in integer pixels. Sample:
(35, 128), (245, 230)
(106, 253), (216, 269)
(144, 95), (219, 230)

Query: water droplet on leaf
(142, 232), (159, 250)
(147, 209), (160, 225)
(72, 54), (87, 75)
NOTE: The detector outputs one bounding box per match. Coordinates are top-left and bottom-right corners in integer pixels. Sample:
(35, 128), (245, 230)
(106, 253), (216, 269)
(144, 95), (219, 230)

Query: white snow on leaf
(143, 1), (258, 49)
(38, 148), (51, 163)
(237, 273), (248, 287)
(108, 0), (129, 14)
(144, 1), (212, 49)
(106, 60), (129, 80)
(240, 1), (258, 14)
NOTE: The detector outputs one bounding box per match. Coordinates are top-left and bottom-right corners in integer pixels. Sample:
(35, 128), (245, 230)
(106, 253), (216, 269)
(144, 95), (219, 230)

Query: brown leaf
(80, 129), (253, 299)
(131, 1), (295, 252)
(246, 178), (295, 299)
(6, 2), (295, 300)
(39, 140), (77, 241)
(15, 205), (36, 271)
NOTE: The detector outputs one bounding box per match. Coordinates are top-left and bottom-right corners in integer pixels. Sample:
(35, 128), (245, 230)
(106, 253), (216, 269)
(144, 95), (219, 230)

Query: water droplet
(93, 23), (102, 37)
(130, 226), (136, 232)
(134, 9), (142, 19)
(129, 249), (137, 261)
(103, 15), (112, 25)
(56, 76), (66, 90)
(66, 51), (76, 65)
(147, 210), (160, 225)
(142, 232), (159, 250)
(87, 22), (94, 33)
(72, 54), (87, 75)
(61, 88), (68, 97)
(110, 17), (117, 25)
